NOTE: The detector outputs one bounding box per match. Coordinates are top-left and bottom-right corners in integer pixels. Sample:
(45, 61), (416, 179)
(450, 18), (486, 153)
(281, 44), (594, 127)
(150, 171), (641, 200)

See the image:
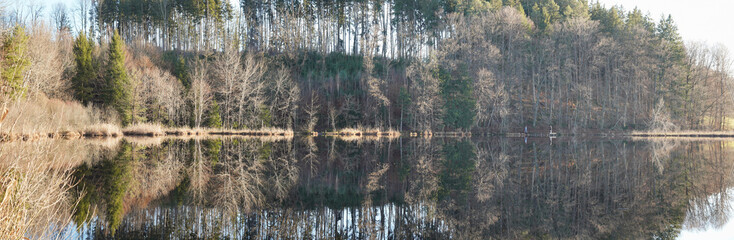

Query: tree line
(1, 0), (732, 132)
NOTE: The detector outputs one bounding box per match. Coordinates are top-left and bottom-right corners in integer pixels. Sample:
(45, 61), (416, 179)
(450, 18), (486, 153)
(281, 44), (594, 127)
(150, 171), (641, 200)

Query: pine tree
(174, 56), (191, 90)
(105, 31), (132, 126)
(530, 0), (560, 33)
(206, 100), (222, 128)
(1, 25), (30, 100)
(71, 32), (96, 104)
(439, 66), (476, 130)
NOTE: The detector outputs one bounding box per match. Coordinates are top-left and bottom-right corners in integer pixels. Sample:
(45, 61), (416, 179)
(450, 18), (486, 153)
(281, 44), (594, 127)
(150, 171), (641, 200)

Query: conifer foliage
(71, 32), (95, 104)
(105, 31), (132, 126)
(1, 26), (30, 100)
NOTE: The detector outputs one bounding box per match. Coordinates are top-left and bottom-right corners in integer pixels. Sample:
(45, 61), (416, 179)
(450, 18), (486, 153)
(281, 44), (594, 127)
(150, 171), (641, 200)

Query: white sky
(596, 0), (734, 59)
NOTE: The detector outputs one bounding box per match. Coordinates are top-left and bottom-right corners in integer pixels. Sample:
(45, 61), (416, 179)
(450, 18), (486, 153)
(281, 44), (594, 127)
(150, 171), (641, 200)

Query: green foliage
(204, 139), (222, 165)
(258, 105), (272, 128)
(656, 15), (685, 63)
(72, 32), (96, 104)
(437, 140), (476, 200)
(625, 8), (655, 33)
(0, 25), (30, 99)
(656, 15), (687, 118)
(258, 142), (272, 161)
(206, 100), (222, 128)
(102, 142), (133, 235)
(556, 0), (589, 19)
(437, 67), (476, 130)
(71, 163), (96, 228)
(590, 3), (624, 34)
(529, 0), (560, 33)
(169, 174), (190, 206)
(399, 87), (412, 108)
(297, 52), (363, 88)
(174, 55), (191, 90)
(105, 31), (133, 126)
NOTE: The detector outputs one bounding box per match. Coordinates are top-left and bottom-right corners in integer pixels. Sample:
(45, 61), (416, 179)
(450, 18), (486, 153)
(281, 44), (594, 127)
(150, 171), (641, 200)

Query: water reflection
(15, 137), (734, 239)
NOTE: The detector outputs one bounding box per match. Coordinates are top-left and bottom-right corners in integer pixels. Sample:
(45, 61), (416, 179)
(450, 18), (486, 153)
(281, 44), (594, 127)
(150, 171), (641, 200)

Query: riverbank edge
(7, 128), (734, 143)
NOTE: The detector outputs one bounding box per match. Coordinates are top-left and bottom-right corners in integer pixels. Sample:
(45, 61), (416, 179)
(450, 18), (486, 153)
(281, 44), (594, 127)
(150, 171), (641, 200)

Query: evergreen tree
(590, 4), (623, 34)
(438, 140), (476, 201)
(439, 67), (476, 130)
(0, 25), (30, 100)
(101, 141), (132, 235)
(71, 32), (96, 104)
(530, 0), (560, 33)
(206, 100), (222, 128)
(656, 15), (686, 118)
(105, 31), (132, 126)
(174, 56), (191, 90)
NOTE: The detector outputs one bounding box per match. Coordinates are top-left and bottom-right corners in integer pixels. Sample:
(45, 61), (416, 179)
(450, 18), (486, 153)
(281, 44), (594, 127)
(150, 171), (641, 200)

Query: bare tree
(24, 24), (66, 98)
(304, 92), (320, 133)
(268, 66), (300, 129)
(361, 23), (389, 127)
(474, 69), (508, 129)
(51, 3), (70, 32)
(75, 0), (91, 32)
(211, 44), (243, 128)
(148, 68), (185, 125)
(189, 61), (212, 128)
(407, 59), (443, 131)
(237, 52), (265, 128)
(16, 0), (46, 25)
(650, 98), (676, 131)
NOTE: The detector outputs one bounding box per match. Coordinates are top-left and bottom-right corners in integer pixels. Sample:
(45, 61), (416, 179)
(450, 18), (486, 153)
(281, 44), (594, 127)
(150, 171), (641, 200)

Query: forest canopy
(0, 0), (732, 133)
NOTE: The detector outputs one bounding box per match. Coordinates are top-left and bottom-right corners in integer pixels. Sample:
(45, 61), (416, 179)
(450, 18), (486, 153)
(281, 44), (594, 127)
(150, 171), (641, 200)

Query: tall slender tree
(1, 26), (30, 100)
(105, 31), (132, 126)
(71, 32), (96, 104)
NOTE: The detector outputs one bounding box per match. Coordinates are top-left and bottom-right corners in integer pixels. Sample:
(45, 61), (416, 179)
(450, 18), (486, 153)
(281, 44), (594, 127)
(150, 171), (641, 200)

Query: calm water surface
(45, 137), (734, 239)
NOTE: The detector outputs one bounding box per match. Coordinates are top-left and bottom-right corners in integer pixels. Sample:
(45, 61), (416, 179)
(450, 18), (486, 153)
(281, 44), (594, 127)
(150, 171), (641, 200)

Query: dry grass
(208, 127), (294, 137)
(336, 127), (364, 136)
(0, 95), (118, 142)
(433, 131), (472, 137)
(0, 94), (295, 142)
(630, 130), (734, 138)
(322, 127), (402, 141)
(122, 123), (166, 137)
(83, 124), (122, 137)
(408, 130), (435, 138)
(164, 127), (209, 136)
(122, 123), (295, 138)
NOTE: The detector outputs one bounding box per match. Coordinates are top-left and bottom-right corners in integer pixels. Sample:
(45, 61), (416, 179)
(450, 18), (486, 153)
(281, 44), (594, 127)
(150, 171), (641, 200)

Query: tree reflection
(61, 137), (734, 239)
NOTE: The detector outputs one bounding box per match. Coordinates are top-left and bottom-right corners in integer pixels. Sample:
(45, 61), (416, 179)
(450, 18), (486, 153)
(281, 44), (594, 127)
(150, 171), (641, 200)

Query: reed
(0, 95), (118, 142)
(630, 130), (734, 138)
(324, 127), (402, 140)
(122, 123), (166, 136)
(84, 124), (123, 137)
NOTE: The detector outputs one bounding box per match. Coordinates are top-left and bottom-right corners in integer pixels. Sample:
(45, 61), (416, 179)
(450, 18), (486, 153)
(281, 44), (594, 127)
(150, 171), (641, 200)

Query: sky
(596, 0), (734, 58)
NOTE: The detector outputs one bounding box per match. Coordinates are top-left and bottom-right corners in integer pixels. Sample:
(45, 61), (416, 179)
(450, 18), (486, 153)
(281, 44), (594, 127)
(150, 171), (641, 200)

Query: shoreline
(6, 129), (734, 143)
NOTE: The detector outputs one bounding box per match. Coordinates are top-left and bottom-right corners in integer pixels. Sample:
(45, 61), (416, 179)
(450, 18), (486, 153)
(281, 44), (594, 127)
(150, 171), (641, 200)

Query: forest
(0, 0), (732, 135)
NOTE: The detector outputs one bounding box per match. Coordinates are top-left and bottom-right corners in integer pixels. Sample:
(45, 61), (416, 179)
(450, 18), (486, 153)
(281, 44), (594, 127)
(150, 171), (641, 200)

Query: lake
(5, 136), (734, 239)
